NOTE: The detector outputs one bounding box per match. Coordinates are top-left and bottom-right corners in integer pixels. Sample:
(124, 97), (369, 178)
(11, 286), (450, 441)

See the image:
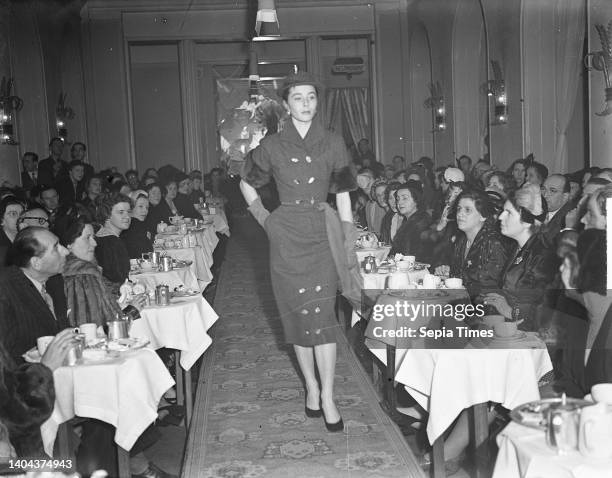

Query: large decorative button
(315, 329), (321, 334)
(314, 307), (321, 313)
(305, 331), (310, 335)
(305, 156), (312, 163)
(310, 198), (315, 205)
(293, 179), (300, 185)
(295, 200), (300, 205)
(298, 288), (306, 294)
(308, 177), (315, 184)
(301, 309), (309, 315)
(315, 285), (322, 292)
(291, 158), (299, 163)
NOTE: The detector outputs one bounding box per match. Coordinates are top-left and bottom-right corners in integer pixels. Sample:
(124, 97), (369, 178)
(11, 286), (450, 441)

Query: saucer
(493, 331), (527, 341)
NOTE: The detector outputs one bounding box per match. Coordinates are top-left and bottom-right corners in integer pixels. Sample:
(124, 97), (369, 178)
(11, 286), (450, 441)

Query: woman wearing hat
(482, 184), (559, 331)
(240, 71), (356, 432)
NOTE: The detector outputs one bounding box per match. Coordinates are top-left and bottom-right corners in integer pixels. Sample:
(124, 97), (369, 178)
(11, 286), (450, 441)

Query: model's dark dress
(243, 118), (354, 346)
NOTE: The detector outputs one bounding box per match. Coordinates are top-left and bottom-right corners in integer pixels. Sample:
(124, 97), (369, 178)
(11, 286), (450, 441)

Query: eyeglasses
(22, 216), (50, 225)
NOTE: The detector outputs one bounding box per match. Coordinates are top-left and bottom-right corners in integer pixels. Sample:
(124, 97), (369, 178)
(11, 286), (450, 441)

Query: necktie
(41, 283), (56, 320)
(31, 171), (37, 184)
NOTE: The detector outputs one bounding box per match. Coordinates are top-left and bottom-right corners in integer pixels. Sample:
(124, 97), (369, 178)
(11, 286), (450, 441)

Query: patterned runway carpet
(183, 215), (423, 478)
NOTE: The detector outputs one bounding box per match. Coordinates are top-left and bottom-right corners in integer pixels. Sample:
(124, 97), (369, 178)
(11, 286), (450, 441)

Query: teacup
(140, 260), (154, 270)
(37, 335), (54, 356)
(77, 323), (97, 342)
(483, 315), (505, 328)
(403, 255), (416, 268)
(591, 383), (612, 405)
(493, 321), (518, 338)
(422, 273), (438, 289)
(445, 277), (463, 289)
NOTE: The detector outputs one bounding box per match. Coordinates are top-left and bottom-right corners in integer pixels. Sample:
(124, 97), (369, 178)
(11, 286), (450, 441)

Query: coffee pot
(107, 314), (131, 341)
(579, 402), (612, 458)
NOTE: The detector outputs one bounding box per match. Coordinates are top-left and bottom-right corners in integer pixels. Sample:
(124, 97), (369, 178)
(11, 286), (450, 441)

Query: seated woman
(94, 192), (132, 292)
(61, 219), (143, 327)
(121, 192), (153, 259)
(482, 185), (560, 331)
(435, 190), (509, 298)
(174, 172), (200, 219)
(147, 180), (179, 227)
(389, 180), (432, 262)
(80, 174), (104, 220)
(365, 178), (388, 235)
(551, 229), (612, 398)
(485, 171), (515, 199)
(379, 182), (403, 245)
(0, 196), (25, 267)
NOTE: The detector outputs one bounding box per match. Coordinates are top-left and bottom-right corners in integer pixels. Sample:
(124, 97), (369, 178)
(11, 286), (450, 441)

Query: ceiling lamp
(253, 0), (280, 40)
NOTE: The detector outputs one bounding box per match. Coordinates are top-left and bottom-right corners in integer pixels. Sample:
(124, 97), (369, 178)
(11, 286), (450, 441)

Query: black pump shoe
(305, 406), (323, 418)
(324, 417), (344, 432)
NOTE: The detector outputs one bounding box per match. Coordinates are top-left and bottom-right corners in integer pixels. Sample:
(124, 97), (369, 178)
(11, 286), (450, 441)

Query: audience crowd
(0, 137), (230, 478)
(1, 134), (612, 476)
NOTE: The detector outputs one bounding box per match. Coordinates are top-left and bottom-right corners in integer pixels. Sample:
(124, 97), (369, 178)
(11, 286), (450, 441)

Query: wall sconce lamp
(56, 92), (74, 140)
(424, 81), (446, 132)
(584, 21), (612, 116)
(0, 77), (23, 145)
(253, 0), (280, 41)
(482, 60), (507, 125)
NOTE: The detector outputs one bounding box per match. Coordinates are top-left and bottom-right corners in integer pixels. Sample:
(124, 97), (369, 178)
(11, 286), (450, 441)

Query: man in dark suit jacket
(542, 174), (572, 246)
(0, 227), (69, 362)
(38, 138), (67, 187)
(20, 152), (39, 195)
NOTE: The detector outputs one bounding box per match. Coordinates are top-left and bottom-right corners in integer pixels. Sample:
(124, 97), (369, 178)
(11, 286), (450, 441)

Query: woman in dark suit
(389, 180), (432, 263)
(435, 190), (509, 298)
(482, 185), (560, 331)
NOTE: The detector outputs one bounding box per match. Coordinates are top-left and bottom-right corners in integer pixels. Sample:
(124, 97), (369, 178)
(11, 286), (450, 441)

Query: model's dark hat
(280, 71), (324, 97)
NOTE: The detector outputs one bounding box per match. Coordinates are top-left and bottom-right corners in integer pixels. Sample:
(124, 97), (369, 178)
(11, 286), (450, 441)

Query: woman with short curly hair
(94, 192), (132, 287)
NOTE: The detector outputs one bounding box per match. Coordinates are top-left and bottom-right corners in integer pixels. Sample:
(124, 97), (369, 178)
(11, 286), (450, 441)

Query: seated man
(0, 228), (174, 478)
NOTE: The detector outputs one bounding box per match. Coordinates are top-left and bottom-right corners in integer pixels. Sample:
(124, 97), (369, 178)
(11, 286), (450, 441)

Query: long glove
(247, 197), (270, 229)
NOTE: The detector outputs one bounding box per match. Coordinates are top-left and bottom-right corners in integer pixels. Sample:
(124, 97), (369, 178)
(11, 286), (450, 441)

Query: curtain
(325, 88), (369, 148)
(553, 0), (585, 173)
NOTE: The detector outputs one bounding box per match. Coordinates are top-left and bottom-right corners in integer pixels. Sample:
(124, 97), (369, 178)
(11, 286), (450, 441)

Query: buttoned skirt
(264, 205), (339, 346)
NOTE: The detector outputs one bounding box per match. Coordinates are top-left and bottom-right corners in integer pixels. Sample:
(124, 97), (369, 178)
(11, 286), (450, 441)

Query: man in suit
(542, 174), (572, 245)
(0, 227), (69, 362)
(38, 138), (67, 187)
(20, 152), (39, 195)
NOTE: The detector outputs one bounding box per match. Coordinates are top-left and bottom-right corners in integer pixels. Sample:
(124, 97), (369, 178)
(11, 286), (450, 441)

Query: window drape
(325, 88), (369, 148)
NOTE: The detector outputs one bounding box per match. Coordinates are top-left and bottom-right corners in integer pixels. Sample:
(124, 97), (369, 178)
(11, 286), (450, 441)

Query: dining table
(154, 226), (219, 290)
(133, 294), (219, 424)
(129, 265), (200, 292)
(493, 421), (612, 478)
(41, 348), (174, 476)
(362, 284), (553, 478)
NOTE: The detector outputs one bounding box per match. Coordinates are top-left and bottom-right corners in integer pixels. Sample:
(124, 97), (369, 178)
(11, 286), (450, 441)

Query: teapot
(357, 232), (378, 249)
(387, 271), (411, 289)
(157, 222), (168, 233)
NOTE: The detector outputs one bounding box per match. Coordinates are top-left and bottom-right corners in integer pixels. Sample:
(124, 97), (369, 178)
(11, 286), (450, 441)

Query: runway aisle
(183, 215), (423, 478)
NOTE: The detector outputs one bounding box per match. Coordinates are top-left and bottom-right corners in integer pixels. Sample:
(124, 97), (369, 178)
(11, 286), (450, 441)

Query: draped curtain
(553, 0), (585, 173)
(325, 88), (369, 147)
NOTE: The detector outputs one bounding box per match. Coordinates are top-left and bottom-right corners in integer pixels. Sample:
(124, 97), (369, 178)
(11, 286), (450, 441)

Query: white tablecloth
(210, 211), (229, 236)
(394, 348), (553, 444)
(130, 267), (200, 292)
(155, 227), (219, 289)
(41, 349), (174, 456)
(493, 422), (612, 478)
(135, 295), (219, 370)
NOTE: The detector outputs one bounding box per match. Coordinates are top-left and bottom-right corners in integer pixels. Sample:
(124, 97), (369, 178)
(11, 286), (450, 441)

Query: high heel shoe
(324, 417), (344, 432)
(305, 396), (322, 418)
(305, 406), (322, 418)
